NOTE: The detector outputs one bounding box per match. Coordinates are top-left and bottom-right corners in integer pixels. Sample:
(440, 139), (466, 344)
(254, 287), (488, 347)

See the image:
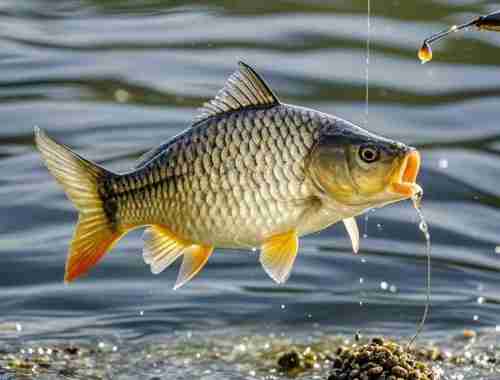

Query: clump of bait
(326, 337), (440, 380)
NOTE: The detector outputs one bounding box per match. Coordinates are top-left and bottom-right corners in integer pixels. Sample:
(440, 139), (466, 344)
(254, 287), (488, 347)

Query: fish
(34, 62), (422, 289)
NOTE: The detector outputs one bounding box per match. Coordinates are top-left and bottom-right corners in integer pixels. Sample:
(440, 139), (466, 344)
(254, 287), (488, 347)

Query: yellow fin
(259, 230), (299, 284)
(174, 245), (214, 290)
(142, 225), (190, 275)
(193, 62), (280, 124)
(343, 217), (359, 254)
(34, 127), (124, 282)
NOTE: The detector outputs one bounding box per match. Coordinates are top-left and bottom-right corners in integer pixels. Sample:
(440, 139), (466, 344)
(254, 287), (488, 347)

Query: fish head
(308, 121), (422, 208)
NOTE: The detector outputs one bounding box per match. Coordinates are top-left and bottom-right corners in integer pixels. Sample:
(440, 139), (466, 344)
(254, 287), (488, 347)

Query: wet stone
(367, 365), (383, 376)
(391, 365), (408, 378)
(277, 350), (301, 371)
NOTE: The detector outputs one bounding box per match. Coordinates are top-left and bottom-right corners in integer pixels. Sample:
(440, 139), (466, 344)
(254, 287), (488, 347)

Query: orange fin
(34, 127), (125, 282)
(142, 225), (190, 274)
(66, 218), (124, 282)
(259, 230), (299, 284)
(174, 245), (214, 290)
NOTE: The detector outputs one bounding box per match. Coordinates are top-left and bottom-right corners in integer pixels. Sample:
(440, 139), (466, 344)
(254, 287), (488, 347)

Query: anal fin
(174, 245), (214, 290)
(142, 225), (190, 275)
(143, 225), (214, 289)
(260, 230), (299, 284)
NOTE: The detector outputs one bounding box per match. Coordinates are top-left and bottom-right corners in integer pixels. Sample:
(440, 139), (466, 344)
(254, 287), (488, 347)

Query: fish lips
(389, 149), (423, 198)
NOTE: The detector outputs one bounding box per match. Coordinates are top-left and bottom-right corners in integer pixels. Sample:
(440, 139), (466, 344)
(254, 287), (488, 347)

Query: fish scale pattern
(112, 104), (330, 247)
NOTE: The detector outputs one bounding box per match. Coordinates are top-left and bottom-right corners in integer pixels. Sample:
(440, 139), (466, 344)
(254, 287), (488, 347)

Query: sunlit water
(1, 1), (500, 379)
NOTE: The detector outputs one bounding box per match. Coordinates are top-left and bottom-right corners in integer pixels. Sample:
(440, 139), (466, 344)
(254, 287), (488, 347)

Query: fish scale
(34, 62), (422, 287)
(112, 106), (320, 247)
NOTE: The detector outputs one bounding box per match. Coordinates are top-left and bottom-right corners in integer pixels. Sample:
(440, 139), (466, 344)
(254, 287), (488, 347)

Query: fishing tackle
(418, 10), (500, 63)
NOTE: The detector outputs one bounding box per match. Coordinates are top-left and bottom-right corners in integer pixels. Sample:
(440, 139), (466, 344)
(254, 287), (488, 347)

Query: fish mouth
(389, 150), (423, 197)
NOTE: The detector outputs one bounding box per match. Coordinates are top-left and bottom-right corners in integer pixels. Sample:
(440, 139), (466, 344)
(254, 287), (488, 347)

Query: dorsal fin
(193, 61), (280, 124)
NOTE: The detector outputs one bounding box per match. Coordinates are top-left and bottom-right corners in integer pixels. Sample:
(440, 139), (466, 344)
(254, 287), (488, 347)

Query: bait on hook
(418, 10), (500, 63)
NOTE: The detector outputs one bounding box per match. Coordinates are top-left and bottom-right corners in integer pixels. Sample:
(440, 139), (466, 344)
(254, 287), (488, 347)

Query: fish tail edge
(34, 127), (125, 282)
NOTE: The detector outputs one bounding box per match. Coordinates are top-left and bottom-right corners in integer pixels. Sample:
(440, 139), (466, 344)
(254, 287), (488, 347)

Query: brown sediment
(326, 337), (439, 380)
(1, 331), (499, 379)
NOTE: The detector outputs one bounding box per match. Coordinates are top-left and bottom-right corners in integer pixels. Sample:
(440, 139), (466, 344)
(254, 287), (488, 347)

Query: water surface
(0, 1), (499, 379)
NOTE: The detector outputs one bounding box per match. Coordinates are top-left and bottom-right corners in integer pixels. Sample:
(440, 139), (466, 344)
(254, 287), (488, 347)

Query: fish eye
(358, 145), (380, 163)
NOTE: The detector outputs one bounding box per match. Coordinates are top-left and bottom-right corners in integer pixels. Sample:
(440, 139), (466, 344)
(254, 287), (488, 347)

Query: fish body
(35, 62), (422, 288)
(111, 105), (365, 248)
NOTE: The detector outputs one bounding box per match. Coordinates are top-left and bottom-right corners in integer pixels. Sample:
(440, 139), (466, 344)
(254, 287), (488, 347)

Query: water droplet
(359, 277), (364, 284)
(473, 315), (479, 321)
(98, 342), (105, 349)
(438, 158), (448, 169)
(477, 296), (485, 304)
(361, 258), (367, 264)
(38, 347), (44, 355)
(389, 285), (397, 293)
(112, 346), (118, 352)
(236, 344), (247, 352)
(114, 89), (130, 103)
(281, 304), (286, 310)
(418, 221), (428, 233)
(376, 223), (382, 230)
(495, 246), (500, 254)
(380, 281), (388, 290)
(251, 247), (257, 252)
(496, 325), (500, 332)
(186, 331), (193, 339)
(15, 323), (22, 332)
(359, 301), (364, 306)
(139, 310), (144, 316)
(249, 370), (256, 376)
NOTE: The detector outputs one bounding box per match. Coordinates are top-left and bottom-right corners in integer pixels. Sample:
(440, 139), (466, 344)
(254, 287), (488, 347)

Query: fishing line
(365, 0), (370, 127)
(357, 0), (372, 317)
(407, 192), (432, 347)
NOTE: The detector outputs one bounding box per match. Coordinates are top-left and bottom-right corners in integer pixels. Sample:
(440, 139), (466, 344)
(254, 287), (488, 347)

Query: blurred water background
(0, 1), (499, 379)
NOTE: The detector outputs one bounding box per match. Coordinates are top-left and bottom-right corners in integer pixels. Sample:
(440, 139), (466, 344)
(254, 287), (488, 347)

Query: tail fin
(34, 127), (124, 282)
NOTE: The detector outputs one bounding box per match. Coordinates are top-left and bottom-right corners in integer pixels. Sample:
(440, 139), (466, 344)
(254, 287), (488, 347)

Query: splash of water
(407, 190), (431, 347)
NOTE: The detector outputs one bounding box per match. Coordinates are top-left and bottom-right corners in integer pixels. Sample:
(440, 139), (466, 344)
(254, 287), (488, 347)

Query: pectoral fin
(343, 217), (359, 254)
(260, 230), (299, 284)
(174, 245), (214, 290)
(142, 225), (190, 274)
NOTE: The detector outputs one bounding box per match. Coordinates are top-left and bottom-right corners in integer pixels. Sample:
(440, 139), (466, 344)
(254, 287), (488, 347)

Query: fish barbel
(35, 62), (422, 288)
